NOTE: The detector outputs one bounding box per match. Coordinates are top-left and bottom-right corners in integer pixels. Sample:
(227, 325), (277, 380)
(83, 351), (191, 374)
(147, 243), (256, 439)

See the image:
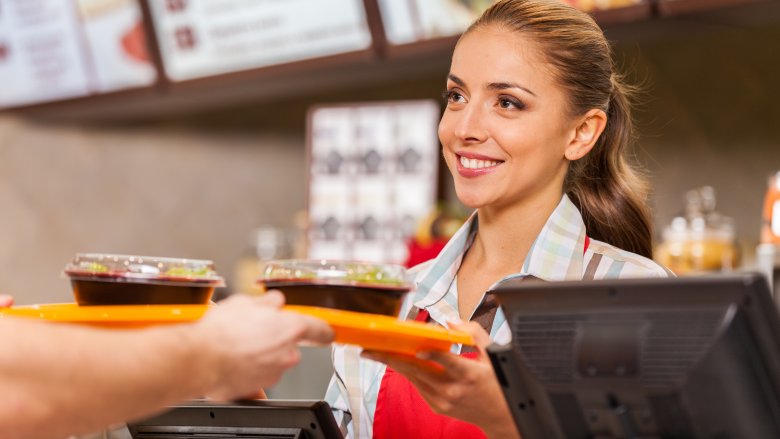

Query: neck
(468, 188), (564, 273)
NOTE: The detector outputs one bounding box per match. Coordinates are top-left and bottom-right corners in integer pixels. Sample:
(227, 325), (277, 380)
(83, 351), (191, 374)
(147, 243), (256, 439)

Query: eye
(498, 95), (525, 110)
(442, 89), (466, 105)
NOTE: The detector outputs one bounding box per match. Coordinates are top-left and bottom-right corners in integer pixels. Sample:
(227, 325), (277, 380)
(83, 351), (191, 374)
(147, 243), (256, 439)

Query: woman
(326, 0), (671, 437)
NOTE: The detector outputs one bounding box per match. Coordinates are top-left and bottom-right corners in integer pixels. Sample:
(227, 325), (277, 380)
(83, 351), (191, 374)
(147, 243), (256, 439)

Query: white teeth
(459, 155), (501, 169)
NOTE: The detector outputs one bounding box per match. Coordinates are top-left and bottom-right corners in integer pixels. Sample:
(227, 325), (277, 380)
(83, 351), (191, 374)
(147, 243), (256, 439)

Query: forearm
(480, 402), (521, 439)
(0, 318), (214, 439)
(484, 421), (522, 439)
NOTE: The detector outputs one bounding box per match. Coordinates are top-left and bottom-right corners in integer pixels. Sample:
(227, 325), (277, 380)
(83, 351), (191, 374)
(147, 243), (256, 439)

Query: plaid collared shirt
(325, 195), (671, 438)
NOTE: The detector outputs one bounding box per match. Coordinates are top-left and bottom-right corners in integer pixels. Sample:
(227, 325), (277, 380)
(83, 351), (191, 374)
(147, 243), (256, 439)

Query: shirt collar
(411, 211), (477, 309)
(516, 193), (588, 282)
(412, 194), (588, 311)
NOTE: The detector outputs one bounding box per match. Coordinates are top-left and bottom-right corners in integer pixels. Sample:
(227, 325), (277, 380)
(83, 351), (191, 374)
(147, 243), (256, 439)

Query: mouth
(455, 152), (504, 177)
(458, 155), (504, 170)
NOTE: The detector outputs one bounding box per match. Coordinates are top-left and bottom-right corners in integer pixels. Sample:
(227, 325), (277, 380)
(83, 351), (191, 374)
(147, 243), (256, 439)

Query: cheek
(437, 115), (452, 147)
(438, 116), (456, 170)
(501, 117), (566, 160)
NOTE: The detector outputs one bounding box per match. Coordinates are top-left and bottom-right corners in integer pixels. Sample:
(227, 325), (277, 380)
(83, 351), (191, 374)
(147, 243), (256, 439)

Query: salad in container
(64, 253), (225, 305)
(258, 260), (412, 316)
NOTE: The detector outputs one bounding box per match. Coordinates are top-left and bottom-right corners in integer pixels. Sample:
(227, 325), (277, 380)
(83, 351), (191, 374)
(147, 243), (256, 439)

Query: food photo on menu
(0, 0), (779, 438)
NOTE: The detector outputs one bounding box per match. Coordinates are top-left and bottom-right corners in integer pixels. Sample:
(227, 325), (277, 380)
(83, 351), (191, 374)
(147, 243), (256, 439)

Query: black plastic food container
(259, 260), (411, 316)
(64, 254), (225, 305)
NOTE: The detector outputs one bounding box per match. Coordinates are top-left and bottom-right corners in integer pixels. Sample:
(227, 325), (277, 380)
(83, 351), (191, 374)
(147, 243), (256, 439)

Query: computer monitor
(488, 273), (780, 439)
(127, 399), (343, 439)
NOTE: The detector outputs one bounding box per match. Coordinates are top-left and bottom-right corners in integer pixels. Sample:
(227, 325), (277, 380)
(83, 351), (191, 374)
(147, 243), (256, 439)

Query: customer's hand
(0, 295), (13, 307)
(362, 321), (520, 439)
(195, 291), (333, 401)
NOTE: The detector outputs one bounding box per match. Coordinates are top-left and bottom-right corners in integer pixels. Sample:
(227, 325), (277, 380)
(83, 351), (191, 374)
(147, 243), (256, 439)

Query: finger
(366, 351), (448, 379)
(293, 314), (334, 344)
(362, 350), (416, 362)
(442, 316), (464, 329)
(362, 350), (442, 373)
(417, 350), (474, 377)
(235, 388), (266, 401)
(376, 356), (448, 406)
(256, 290), (285, 308)
(448, 320), (491, 349)
(218, 293), (253, 306)
(0, 295), (13, 307)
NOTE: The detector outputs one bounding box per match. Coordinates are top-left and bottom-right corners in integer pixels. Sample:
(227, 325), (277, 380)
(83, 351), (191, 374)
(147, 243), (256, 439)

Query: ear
(564, 109), (607, 161)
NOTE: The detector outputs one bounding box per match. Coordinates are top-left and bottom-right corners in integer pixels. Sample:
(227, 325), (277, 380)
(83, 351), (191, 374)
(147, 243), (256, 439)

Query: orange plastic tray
(0, 303), (209, 328)
(0, 304), (474, 354)
(286, 305), (474, 355)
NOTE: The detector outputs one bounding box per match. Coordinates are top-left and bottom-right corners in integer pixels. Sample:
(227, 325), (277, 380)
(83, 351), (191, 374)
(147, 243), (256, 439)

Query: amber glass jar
(655, 187), (739, 275)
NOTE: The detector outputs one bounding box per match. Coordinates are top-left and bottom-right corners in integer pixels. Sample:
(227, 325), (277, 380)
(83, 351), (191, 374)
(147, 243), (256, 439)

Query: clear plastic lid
(260, 259), (411, 291)
(64, 253), (225, 286)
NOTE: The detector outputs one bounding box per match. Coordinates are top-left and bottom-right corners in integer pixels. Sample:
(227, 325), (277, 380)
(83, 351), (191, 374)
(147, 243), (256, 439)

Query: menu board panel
(377, 0), (490, 45)
(377, 0), (648, 45)
(78, 0), (156, 92)
(0, 0), (91, 107)
(307, 101), (440, 265)
(148, 0), (372, 82)
(0, 0), (156, 109)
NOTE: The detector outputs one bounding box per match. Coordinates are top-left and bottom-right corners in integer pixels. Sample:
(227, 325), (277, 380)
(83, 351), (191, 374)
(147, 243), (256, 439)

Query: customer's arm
(0, 292), (332, 439)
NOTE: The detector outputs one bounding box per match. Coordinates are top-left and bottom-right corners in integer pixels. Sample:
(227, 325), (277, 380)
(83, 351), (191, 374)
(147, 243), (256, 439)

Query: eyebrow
(448, 74), (537, 97)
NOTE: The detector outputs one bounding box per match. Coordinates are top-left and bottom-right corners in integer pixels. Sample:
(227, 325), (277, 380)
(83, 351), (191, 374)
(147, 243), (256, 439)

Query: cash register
(127, 399), (342, 439)
(488, 273), (780, 438)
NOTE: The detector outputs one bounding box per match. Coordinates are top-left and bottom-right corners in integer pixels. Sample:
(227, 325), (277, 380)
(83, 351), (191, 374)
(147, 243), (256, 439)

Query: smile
(459, 156), (502, 169)
(455, 153), (504, 178)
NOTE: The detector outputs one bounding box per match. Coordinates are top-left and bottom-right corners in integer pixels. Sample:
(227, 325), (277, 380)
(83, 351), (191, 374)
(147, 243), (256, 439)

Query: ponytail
(565, 77), (653, 258)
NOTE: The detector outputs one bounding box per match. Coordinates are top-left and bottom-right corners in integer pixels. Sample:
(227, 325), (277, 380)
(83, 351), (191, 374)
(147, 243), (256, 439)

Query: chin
(454, 188), (490, 210)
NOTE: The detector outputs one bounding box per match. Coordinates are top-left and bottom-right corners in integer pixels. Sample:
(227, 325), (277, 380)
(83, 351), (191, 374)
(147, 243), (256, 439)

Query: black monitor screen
(488, 273), (780, 439)
(127, 399), (343, 439)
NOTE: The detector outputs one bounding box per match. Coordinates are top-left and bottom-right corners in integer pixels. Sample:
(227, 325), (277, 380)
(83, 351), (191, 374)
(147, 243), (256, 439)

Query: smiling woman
(325, 1), (671, 438)
(440, 26), (585, 217)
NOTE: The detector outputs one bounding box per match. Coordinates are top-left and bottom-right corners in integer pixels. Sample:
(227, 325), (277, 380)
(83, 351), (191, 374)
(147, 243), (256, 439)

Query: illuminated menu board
(307, 101), (440, 264)
(377, 0), (647, 45)
(148, 0), (372, 82)
(377, 0), (491, 45)
(0, 0), (156, 109)
(78, 0), (156, 92)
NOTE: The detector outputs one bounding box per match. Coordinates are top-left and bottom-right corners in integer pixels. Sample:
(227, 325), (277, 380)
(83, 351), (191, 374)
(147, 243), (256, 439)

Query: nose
(451, 101), (488, 144)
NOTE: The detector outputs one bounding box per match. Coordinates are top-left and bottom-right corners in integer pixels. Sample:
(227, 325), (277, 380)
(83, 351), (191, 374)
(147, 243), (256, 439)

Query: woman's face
(439, 26), (576, 210)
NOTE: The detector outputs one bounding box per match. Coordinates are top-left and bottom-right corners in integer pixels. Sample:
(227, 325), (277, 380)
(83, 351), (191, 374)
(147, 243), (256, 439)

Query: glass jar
(655, 187), (739, 275)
